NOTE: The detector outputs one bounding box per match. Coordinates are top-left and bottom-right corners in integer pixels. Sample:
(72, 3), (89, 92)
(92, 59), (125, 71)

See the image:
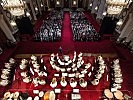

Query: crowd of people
(0, 58), (16, 86)
(1, 52), (127, 100)
(18, 55), (48, 86)
(34, 10), (63, 41)
(70, 11), (100, 41)
(34, 10), (101, 42)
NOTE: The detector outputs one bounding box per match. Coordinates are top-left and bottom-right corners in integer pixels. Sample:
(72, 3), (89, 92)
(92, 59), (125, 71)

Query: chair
(54, 89), (61, 93)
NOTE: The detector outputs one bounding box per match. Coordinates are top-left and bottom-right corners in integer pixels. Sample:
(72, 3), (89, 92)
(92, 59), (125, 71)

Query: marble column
(91, 0), (98, 14)
(36, 0), (42, 15)
(62, 0), (64, 8)
(0, 5), (14, 32)
(29, 0), (37, 20)
(96, 0), (106, 20)
(119, 13), (133, 40)
(126, 27), (133, 42)
(0, 14), (16, 42)
(88, 0), (93, 10)
(83, 0), (86, 8)
(42, 0), (46, 11)
(46, 0), (49, 8)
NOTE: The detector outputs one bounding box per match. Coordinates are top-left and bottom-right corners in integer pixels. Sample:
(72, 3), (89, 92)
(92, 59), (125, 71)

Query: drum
(104, 89), (113, 99)
(44, 91), (55, 100)
(43, 91), (50, 100)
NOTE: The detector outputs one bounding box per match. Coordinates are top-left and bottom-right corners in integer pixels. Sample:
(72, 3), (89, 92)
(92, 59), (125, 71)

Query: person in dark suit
(58, 46), (62, 54)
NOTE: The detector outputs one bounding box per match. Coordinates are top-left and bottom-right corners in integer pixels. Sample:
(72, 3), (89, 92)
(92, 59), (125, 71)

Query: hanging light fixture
(56, 0), (60, 5)
(73, 0), (77, 5)
(106, 0), (131, 15)
(2, 0), (25, 16)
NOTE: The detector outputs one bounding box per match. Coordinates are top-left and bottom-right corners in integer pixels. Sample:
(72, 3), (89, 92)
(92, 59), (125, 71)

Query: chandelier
(106, 0), (129, 15)
(2, 0), (25, 16)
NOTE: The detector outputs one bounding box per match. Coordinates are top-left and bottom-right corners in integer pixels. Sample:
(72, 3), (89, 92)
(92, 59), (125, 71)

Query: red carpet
(61, 12), (74, 52)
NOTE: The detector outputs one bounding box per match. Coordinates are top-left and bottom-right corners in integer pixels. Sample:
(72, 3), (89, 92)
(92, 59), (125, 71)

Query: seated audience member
(70, 78), (77, 88)
(70, 11), (100, 42)
(34, 10), (63, 42)
(79, 78), (87, 88)
(60, 76), (67, 87)
(50, 78), (57, 88)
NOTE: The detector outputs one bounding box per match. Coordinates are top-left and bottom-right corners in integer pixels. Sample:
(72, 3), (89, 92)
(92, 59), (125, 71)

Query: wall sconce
(56, 1), (60, 5)
(73, 0), (77, 5)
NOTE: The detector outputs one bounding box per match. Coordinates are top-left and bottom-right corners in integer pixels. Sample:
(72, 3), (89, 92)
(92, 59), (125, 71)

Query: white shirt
(50, 82), (57, 88)
(80, 81), (87, 88)
(70, 81), (77, 88)
(60, 81), (67, 87)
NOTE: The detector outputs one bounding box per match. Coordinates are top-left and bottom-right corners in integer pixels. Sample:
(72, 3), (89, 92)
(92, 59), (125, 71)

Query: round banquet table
(114, 90), (124, 100)
(104, 89), (114, 99)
